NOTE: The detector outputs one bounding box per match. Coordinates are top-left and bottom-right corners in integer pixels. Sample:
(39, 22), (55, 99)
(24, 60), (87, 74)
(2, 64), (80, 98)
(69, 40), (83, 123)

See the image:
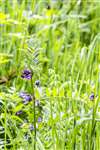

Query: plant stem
(31, 77), (36, 150)
(4, 96), (7, 150)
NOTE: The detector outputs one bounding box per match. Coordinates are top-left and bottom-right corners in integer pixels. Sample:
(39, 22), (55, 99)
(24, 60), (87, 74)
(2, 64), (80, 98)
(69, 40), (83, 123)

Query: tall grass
(0, 0), (100, 150)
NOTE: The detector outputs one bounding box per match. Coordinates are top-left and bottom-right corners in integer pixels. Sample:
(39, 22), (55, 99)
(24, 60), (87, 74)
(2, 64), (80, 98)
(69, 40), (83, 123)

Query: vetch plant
(0, 1), (100, 150)
(21, 69), (36, 150)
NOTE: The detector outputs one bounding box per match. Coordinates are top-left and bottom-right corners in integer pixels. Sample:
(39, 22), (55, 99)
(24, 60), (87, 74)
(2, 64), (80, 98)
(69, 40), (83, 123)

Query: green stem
(31, 77), (36, 150)
(4, 96), (7, 150)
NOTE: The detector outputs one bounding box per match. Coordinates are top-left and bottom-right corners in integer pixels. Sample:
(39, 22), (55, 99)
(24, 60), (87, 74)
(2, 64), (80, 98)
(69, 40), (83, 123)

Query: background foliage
(0, 0), (100, 150)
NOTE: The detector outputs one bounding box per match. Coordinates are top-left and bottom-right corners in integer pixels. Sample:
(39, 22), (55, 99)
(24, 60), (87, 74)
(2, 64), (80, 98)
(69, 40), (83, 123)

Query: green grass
(0, 0), (100, 150)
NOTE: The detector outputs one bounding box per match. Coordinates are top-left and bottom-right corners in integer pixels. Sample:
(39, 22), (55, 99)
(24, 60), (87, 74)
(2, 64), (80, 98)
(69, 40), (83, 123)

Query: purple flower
(35, 80), (40, 87)
(89, 93), (94, 101)
(21, 69), (32, 80)
(15, 110), (23, 116)
(19, 92), (26, 97)
(24, 95), (32, 101)
(38, 117), (42, 123)
(29, 124), (34, 131)
(19, 92), (32, 104)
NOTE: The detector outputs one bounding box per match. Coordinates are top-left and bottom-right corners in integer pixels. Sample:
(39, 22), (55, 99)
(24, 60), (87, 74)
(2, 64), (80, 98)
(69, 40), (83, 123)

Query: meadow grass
(0, 0), (100, 150)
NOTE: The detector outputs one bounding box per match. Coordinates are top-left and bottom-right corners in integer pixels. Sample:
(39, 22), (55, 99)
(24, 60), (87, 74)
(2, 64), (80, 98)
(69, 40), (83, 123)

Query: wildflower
(29, 124), (34, 131)
(15, 110), (23, 116)
(19, 91), (26, 98)
(89, 93), (94, 101)
(35, 80), (40, 87)
(21, 69), (32, 80)
(37, 117), (42, 123)
(19, 92), (32, 104)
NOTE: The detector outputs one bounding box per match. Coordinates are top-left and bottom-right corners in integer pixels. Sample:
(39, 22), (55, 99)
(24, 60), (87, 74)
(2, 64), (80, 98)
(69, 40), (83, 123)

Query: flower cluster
(19, 92), (32, 104)
(21, 69), (32, 80)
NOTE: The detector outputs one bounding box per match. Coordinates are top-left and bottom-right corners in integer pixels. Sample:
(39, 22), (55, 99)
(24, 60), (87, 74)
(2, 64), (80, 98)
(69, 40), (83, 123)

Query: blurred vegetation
(0, 0), (100, 150)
